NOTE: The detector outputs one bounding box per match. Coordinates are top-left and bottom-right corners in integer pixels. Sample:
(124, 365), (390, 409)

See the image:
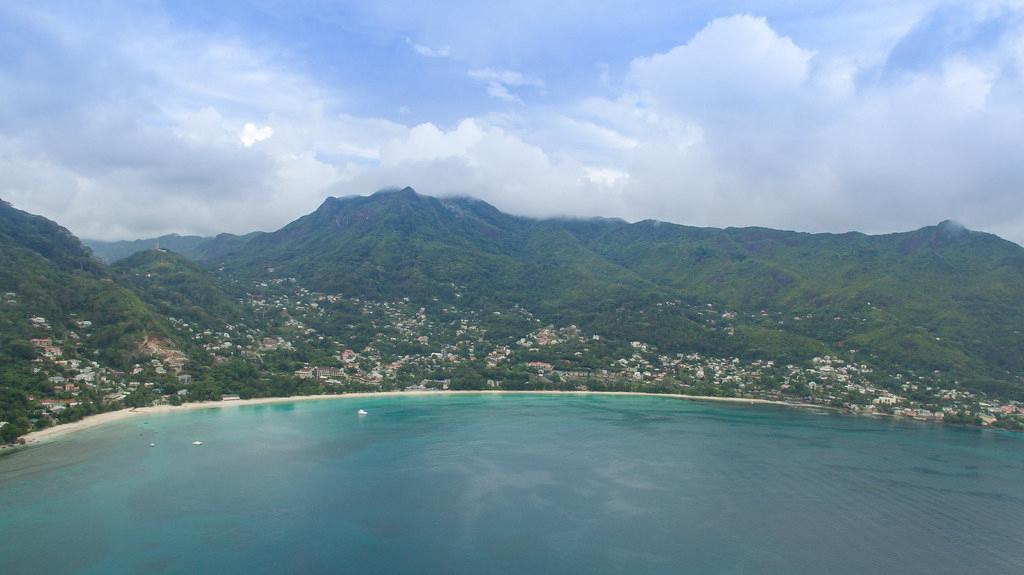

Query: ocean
(1, 393), (1022, 574)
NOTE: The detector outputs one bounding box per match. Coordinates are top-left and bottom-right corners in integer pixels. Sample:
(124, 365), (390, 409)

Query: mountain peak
(936, 219), (968, 233)
(373, 186), (419, 198)
(316, 187), (423, 212)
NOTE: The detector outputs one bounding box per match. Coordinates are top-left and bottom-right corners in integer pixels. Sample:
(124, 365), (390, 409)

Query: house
(314, 366), (344, 379)
(30, 338), (52, 347)
(221, 394), (241, 401)
(873, 394), (904, 406)
(536, 329), (558, 346)
(259, 336), (283, 350)
(419, 379), (451, 390)
(39, 399), (67, 412)
(74, 372), (96, 383)
(177, 374), (193, 386)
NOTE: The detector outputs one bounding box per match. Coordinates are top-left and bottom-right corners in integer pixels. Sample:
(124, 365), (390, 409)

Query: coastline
(7, 391), (823, 449)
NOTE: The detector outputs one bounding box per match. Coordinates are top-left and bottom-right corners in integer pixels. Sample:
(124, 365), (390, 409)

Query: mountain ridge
(127, 188), (1021, 392)
(85, 188), (1009, 261)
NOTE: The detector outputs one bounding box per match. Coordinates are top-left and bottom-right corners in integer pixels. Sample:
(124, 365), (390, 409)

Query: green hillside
(202, 189), (721, 353)
(85, 234), (211, 263)
(0, 200), (183, 441)
(0, 200), (176, 367)
(5, 188), (1024, 443)
(111, 249), (245, 328)
(559, 218), (1024, 393)
(195, 189), (1024, 394)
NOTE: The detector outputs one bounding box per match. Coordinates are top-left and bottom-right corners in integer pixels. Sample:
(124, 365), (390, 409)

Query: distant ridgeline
(3, 188), (1024, 441)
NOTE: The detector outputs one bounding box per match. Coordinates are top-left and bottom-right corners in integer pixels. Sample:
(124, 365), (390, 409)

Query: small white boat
(192, 441), (204, 446)
(149, 443), (156, 447)
(357, 409), (368, 416)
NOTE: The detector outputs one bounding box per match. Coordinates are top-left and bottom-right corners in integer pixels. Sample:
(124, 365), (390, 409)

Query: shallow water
(1, 394), (1022, 574)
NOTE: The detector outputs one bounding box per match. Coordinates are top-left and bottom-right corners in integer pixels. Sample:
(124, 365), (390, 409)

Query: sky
(1, 1), (1023, 243)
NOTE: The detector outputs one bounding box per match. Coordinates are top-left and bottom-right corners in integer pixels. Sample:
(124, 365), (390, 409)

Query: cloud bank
(1, 3), (1023, 244)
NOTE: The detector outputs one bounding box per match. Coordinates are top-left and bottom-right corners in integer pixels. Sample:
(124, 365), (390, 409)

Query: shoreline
(6, 391), (825, 449)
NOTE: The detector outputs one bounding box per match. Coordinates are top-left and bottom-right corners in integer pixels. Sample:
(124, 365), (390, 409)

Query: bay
(1, 394), (1022, 574)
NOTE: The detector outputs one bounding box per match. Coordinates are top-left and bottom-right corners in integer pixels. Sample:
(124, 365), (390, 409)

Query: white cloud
(497, 11), (1024, 241)
(2, 4), (1024, 246)
(558, 118), (639, 151)
(629, 15), (813, 112)
(468, 68), (544, 87)
(944, 60), (997, 111)
(329, 117), (625, 221)
(406, 37), (451, 58)
(239, 123), (274, 147)
(379, 120), (485, 166)
(584, 166), (629, 187)
(468, 67), (544, 103)
(484, 82), (521, 104)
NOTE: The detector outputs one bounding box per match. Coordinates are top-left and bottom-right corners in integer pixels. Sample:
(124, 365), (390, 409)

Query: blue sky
(1, 1), (1023, 243)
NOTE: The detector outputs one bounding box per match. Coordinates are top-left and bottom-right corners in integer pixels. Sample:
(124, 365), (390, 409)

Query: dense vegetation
(111, 249), (245, 327)
(176, 188), (1024, 394)
(4, 188), (1024, 442)
(0, 200), (187, 440)
(85, 233), (209, 263)
(87, 232), (263, 263)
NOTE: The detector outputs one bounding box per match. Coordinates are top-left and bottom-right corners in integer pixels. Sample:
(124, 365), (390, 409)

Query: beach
(9, 390), (815, 448)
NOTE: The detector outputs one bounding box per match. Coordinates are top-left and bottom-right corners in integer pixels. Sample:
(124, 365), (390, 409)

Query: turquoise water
(1, 394), (1022, 574)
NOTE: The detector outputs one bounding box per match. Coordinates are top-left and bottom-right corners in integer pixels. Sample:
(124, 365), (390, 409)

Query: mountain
(85, 233), (210, 263)
(0, 199), (188, 441)
(164, 188), (1020, 395)
(111, 249), (244, 328)
(181, 189), (729, 359)
(211, 188), (664, 311)
(558, 218), (1024, 388)
(0, 199), (178, 366)
(86, 231), (268, 263)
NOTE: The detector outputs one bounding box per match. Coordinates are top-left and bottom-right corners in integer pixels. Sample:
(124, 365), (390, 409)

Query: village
(8, 278), (1024, 438)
